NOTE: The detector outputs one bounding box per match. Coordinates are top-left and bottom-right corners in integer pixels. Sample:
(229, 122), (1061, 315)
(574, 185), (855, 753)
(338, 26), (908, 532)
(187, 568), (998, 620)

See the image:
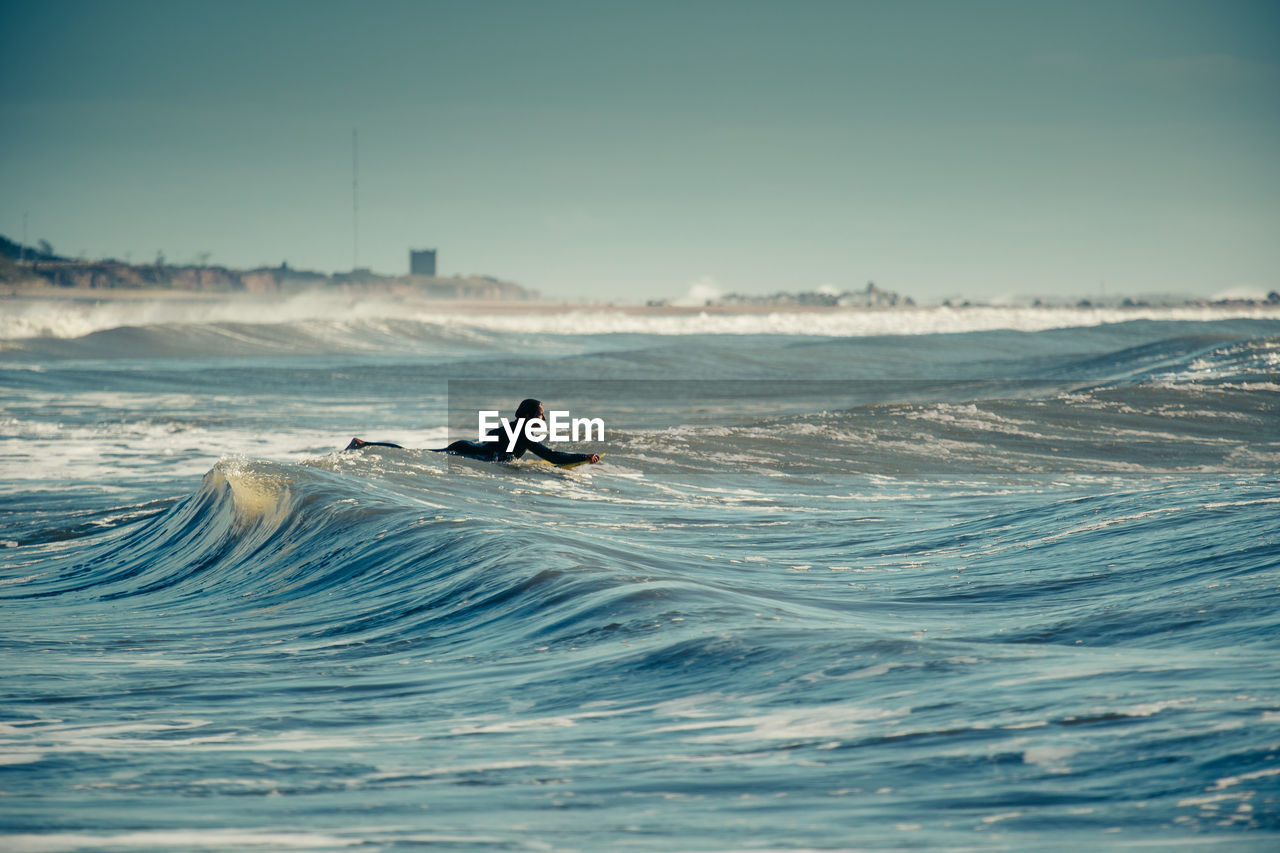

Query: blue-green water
(2, 303), (1278, 850)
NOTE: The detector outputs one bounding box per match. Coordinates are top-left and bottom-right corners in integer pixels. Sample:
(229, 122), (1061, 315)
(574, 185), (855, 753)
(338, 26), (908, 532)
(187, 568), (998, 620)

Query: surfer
(345, 398), (601, 466)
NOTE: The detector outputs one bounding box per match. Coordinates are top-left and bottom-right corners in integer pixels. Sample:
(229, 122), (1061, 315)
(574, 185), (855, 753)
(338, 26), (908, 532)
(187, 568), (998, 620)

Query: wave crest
(5, 293), (1280, 343)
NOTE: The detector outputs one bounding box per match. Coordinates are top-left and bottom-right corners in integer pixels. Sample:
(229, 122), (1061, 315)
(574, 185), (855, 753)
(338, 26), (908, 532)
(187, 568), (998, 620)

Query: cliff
(0, 235), (539, 301)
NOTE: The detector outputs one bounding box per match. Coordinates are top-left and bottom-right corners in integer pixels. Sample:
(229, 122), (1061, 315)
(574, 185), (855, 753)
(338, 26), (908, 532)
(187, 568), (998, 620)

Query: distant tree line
(0, 234), (65, 263)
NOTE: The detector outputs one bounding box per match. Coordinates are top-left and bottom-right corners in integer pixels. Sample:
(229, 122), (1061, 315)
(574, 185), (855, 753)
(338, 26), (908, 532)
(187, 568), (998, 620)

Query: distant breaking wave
(4, 293), (1280, 341)
(458, 304), (1280, 337)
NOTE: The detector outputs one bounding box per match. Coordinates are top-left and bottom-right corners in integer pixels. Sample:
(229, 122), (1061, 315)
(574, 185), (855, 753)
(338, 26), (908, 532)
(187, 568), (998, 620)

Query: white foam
(649, 702), (904, 743)
(0, 718), (422, 759)
(1036, 505), (1187, 545)
(1, 292), (458, 340)
(906, 403), (1046, 437)
(5, 297), (1280, 340)
(979, 811), (1022, 825)
(1, 830), (359, 851)
(1177, 791), (1247, 808)
(1211, 766), (1280, 790)
(455, 305), (1280, 337)
(447, 706), (635, 735)
(1022, 744), (1078, 774)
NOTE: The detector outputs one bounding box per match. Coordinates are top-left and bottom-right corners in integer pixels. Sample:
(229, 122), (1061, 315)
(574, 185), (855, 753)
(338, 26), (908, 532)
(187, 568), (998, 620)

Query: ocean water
(2, 297), (1279, 851)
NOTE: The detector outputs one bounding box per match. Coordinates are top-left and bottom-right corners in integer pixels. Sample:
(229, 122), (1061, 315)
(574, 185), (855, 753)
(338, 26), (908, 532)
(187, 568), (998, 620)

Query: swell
(1, 318), (510, 360)
(432, 305), (1280, 337)
(2, 319), (1274, 664)
(4, 300), (1278, 353)
(0, 459), (773, 661)
(6, 451), (1276, 658)
(593, 325), (1280, 475)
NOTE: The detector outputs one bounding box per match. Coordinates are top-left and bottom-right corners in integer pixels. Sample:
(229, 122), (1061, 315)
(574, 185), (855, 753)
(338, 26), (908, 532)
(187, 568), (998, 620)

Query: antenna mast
(352, 128), (359, 270)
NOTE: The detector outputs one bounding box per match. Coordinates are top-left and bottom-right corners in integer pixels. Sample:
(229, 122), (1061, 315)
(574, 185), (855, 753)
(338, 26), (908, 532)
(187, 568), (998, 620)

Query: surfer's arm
(345, 437), (404, 450)
(525, 441), (599, 466)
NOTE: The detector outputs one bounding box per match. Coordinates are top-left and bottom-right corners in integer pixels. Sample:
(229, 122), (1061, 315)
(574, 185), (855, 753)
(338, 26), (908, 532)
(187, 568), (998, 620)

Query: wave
(5, 292), (1280, 343)
(4, 395), (1277, 849)
(1, 317), (516, 360)
(1, 455), (797, 690)
(1, 292), (443, 341)
(3, 324), (1274, 494)
(449, 304), (1280, 337)
(8, 440), (1277, 666)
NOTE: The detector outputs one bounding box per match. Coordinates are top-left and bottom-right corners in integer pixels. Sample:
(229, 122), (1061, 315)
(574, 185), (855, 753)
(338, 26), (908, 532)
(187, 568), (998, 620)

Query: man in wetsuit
(345, 398), (601, 466)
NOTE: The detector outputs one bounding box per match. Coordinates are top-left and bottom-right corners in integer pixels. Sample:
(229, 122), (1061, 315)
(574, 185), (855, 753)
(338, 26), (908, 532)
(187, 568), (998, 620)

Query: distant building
(410, 249), (437, 276)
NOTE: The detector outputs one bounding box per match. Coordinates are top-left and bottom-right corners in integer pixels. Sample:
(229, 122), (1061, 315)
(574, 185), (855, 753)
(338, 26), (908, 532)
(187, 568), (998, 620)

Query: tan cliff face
(16, 260), (256, 291)
(1, 257), (538, 300)
(0, 234), (537, 299)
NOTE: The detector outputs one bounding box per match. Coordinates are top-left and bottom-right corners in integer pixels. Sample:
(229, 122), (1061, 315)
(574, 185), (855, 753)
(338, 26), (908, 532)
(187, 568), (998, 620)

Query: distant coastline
(3, 234), (1277, 310)
(0, 235), (537, 302)
(659, 280), (1280, 311)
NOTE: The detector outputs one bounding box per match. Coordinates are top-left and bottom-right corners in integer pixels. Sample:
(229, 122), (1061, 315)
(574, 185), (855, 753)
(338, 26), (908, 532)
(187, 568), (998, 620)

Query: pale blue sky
(3, 0), (1277, 302)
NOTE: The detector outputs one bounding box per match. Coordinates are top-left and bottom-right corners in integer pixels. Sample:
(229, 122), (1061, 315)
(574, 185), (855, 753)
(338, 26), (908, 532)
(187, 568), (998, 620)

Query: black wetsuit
(442, 428), (594, 466)
(346, 431), (594, 466)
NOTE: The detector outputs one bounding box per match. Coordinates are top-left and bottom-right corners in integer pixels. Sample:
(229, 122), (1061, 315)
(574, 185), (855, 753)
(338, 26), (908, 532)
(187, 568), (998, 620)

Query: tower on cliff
(410, 249), (437, 276)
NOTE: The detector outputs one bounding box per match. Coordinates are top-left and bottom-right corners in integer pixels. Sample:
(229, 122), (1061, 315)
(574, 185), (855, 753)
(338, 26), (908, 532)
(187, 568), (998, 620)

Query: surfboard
(348, 440), (599, 469)
(536, 455), (601, 470)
